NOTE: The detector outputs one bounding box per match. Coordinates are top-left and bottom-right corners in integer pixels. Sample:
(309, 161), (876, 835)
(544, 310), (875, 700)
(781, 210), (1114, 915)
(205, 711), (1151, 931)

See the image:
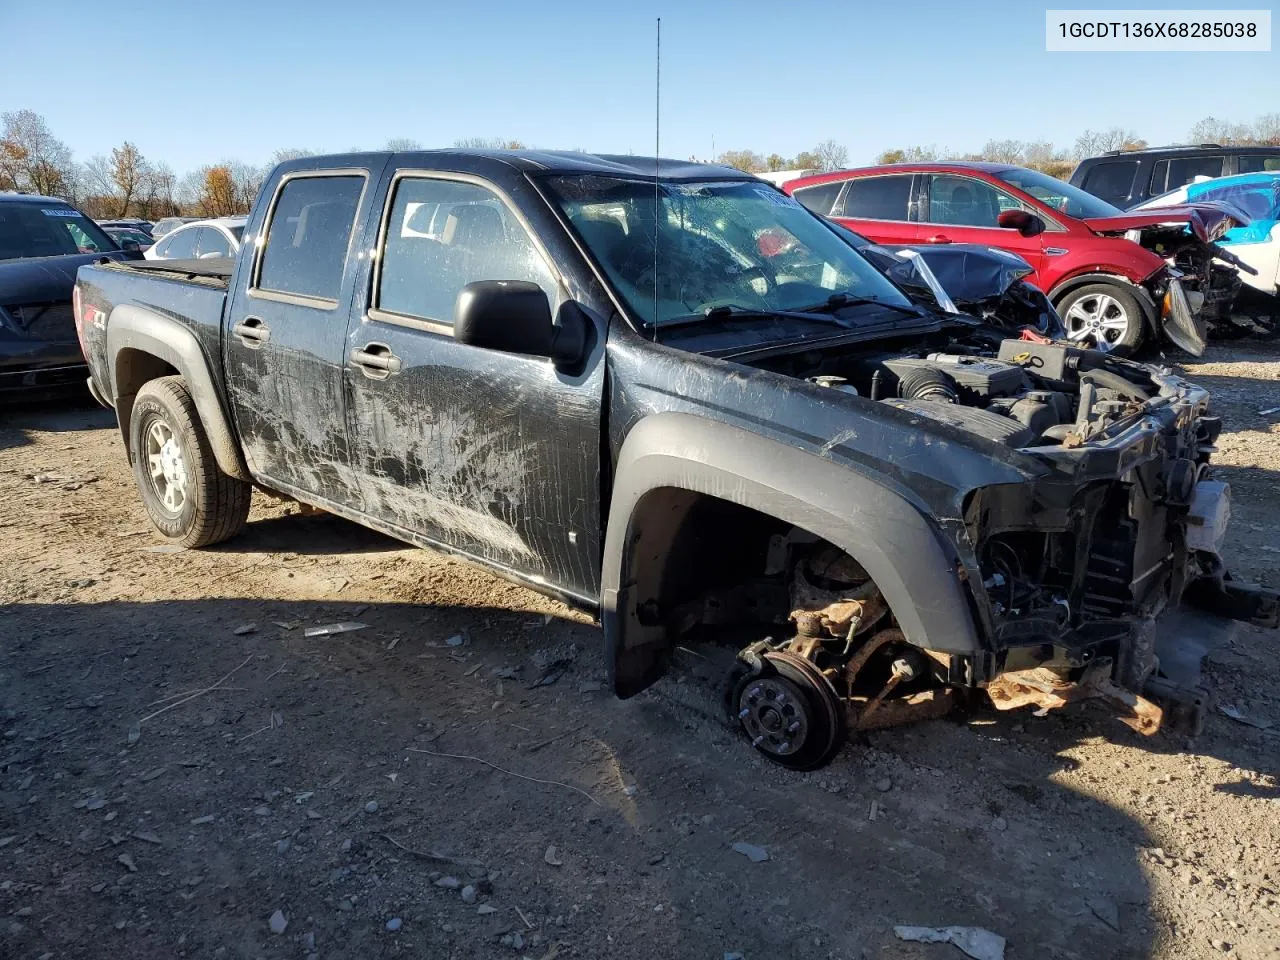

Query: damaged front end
(959, 344), (1276, 737)
(680, 334), (1276, 769)
(1089, 203), (1258, 344)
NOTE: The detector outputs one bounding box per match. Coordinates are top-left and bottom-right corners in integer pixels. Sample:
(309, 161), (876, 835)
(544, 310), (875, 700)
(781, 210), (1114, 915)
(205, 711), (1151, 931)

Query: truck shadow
(13, 597), (1265, 960)
(211, 510), (408, 557)
(0, 395), (113, 451)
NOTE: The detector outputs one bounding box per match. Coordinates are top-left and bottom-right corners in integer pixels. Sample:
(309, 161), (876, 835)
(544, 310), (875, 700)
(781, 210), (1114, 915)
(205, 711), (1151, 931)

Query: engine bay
(755, 332), (1164, 448)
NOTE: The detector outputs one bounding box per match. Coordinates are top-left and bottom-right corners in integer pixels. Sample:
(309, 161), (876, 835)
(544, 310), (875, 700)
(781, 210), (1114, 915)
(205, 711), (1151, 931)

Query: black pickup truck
(74, 150), (1276, 769)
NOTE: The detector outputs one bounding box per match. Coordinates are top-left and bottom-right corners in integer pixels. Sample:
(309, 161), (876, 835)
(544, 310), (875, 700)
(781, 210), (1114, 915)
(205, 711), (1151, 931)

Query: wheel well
(113, 348), (179, 453)
(628, 488), (789, 615)
(617, 487), (893, 689)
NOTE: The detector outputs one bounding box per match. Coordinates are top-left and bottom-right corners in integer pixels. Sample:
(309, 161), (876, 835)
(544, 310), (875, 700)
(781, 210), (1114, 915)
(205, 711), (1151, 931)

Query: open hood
(1083, 203), (1251, 243)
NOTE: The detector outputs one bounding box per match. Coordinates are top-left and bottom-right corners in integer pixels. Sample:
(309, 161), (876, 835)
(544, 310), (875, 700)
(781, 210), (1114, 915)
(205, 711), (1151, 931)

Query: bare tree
(1255, 113), (1280, 145)
(454, 137), (525, 150)
(144, 163), (178, 218)
(270, 148), (318, 165)
(1021, 141), (1055, 168)
(1072, 127), (1145, 159)
(878, 145), (940, 163)
(175, 168), (205, 212)
(981, 139), (1025, 164)
(814, 139), (849, 172)
(0, 109), (77, 196)
(384, 138), (423, 151)
(765, 153), (789, 172)
(226, 161), (266, 212)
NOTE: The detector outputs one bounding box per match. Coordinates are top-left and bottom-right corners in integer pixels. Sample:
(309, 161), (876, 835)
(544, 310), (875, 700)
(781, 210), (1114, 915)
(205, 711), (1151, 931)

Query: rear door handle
(351, 343), (402, 379)
(232, 316), (270, 346)
(923, 234), (952, 244)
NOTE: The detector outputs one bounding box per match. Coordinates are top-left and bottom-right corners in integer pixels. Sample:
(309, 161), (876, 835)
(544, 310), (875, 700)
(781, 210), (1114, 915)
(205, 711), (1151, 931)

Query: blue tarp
(1186, 173), (1280, 245)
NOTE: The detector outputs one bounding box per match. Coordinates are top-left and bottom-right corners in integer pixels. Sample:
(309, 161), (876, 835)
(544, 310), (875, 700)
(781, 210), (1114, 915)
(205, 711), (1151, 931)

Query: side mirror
(454, 280), (588, 369)
(121, 239), (141, 251)
(997, 209), (1046, 238)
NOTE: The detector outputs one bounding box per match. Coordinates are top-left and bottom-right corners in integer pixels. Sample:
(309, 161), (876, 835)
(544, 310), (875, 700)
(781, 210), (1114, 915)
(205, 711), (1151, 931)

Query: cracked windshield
(547, 176), (912, 326)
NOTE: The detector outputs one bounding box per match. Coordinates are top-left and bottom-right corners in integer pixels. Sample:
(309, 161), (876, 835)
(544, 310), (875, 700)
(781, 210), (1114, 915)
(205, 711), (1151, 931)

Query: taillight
(72, 284), (86, 347)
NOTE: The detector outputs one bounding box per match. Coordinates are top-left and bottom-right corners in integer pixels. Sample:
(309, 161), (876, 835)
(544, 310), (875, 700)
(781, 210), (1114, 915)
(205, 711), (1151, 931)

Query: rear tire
(129, 376), (250, 548)
(1056, 282), (1146, 355)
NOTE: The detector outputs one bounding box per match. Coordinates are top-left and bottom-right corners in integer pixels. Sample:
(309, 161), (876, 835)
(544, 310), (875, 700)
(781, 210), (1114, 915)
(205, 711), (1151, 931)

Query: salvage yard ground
(2, 341), (1278, 960)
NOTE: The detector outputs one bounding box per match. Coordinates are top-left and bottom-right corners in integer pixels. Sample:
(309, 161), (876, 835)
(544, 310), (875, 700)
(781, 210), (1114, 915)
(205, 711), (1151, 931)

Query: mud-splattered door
(225, 170), (375, 507)
(343, 175), (604, 603)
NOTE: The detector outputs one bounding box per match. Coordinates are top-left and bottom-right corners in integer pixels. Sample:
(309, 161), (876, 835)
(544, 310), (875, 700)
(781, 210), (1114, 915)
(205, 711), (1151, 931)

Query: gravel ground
(1, 340), (1278, 960)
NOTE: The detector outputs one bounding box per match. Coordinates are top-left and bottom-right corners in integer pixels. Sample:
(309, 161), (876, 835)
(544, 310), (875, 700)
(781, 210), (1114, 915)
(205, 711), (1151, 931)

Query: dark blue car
(0, 193), (140, 402)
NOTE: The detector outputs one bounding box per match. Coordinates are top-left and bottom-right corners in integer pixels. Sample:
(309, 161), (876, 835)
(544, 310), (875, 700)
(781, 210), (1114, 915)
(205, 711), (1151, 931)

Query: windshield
(0, 202), (119, 261)
(229, 224), (245, 242)
(994, 167), (1123, 220)
(544, 176), (913, 327)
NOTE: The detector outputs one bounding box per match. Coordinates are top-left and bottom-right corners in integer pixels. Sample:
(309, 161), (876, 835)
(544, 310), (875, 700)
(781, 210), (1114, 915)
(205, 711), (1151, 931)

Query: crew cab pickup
(75, 151), (1277, 769)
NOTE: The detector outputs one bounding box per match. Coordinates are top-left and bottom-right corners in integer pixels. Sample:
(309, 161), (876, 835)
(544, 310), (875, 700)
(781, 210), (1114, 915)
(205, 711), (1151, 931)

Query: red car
(785, 162), (1244, 354)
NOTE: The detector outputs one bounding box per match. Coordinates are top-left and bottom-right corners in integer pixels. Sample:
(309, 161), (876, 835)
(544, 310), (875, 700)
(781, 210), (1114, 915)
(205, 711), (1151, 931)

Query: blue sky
(4, 0), (1277, 174)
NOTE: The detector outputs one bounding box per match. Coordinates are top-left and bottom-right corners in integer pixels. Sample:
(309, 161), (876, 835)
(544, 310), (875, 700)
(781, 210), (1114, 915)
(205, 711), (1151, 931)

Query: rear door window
(256, 175), (365, 303)
(835, 175), (912, 220)
(196, 227), (232, 258)
(1150, 155), (1226, 194)
(1238, 154), (1280, 173)
(157, 227), (198, 259)
(790, 181), (843, 216)
(1080, 161), (1137, 205)
(374, 177), (556, 328)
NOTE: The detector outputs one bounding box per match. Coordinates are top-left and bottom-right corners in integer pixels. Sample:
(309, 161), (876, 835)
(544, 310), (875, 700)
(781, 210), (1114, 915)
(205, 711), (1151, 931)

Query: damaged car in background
(786, 162), (1255, 355)
(831, 223), (1066, 338)
(1135, 171), (1280, 315)
(74, 150), (1278, 771)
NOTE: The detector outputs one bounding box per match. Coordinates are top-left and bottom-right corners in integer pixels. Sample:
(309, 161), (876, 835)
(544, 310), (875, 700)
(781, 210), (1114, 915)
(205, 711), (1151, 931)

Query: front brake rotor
(734, 650), (846, 770)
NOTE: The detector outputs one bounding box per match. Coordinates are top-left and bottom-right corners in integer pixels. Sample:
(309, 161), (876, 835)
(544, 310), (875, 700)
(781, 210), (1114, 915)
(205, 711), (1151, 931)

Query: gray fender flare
(105, 304), (249, 480)
(601, 412), (981, 697)
(1048, 272), (1160, 339)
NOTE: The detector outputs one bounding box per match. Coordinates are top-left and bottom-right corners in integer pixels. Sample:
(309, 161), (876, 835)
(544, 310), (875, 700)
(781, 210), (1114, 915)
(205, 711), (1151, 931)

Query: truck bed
(101, 256), (235, 286)
(76, 257), (234, 407)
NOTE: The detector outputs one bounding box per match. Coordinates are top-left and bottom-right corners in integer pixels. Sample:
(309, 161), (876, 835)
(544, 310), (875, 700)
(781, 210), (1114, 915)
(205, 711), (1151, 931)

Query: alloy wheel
(1064, 292), (1130, 352)
(145, 419), (189, 513)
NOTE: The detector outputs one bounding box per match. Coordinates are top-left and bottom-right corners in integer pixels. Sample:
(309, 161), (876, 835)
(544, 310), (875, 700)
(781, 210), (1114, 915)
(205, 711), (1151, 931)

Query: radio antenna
(652, 16), (661, 342)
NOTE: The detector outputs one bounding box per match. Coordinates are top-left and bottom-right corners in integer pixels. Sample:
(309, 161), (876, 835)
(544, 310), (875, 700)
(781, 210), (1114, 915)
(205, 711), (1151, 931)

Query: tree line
(870, 115), (1280, 180)
(0, 111), (528, 220)
(3, 108), (1278, 220)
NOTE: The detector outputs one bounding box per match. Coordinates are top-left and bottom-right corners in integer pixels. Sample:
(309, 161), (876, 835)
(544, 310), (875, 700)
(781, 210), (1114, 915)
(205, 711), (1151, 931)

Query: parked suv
(1070, 144), (1280, 209)
(786, 162), (1245, 353)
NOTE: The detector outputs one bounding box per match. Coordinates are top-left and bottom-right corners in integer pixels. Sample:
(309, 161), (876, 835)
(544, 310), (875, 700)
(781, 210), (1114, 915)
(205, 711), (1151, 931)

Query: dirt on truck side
(1, 340), (1278, 960)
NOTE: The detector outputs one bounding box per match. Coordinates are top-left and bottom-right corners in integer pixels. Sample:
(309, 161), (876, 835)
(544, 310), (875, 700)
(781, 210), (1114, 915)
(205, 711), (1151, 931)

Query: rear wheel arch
(105, 305), (249, 481)
(601, 414), (982, 697)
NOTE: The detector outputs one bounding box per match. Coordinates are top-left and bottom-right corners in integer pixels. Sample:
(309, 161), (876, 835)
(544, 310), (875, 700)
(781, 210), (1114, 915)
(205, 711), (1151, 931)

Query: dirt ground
(1, 341), (1278, 960)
